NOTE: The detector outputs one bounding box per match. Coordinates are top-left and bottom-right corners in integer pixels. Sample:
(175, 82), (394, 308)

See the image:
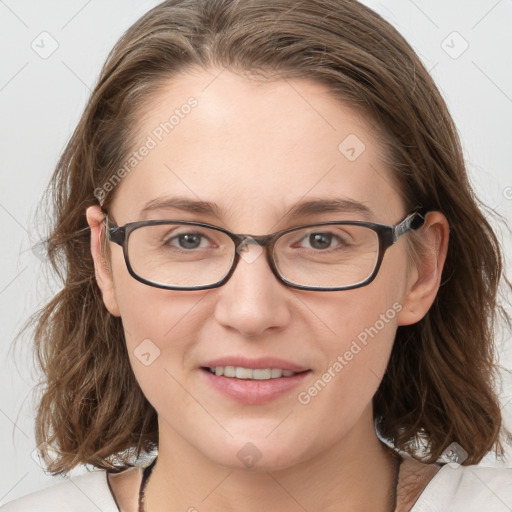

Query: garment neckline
(105, 468), (122, 512)
(408, 462), (449, 511)
(104, 457), (448, 512)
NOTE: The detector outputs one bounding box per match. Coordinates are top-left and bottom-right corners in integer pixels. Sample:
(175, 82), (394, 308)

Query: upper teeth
(209, 366), (296, 379)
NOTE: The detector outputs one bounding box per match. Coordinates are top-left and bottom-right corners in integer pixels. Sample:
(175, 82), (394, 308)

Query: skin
(86, 67), (449, 511)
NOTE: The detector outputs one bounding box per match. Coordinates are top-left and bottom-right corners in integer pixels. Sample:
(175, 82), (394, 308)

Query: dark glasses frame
(102, 208), (428, 291)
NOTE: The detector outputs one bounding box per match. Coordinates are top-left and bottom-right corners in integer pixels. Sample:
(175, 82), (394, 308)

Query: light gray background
(1, 0), (511, 504)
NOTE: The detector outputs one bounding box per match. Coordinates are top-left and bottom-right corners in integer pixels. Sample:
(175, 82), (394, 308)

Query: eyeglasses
(102, 208), (427, 291)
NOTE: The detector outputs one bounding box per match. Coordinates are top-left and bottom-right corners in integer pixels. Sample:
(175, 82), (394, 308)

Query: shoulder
(412, 463), (512, 512)
(0, 470), (118, 512)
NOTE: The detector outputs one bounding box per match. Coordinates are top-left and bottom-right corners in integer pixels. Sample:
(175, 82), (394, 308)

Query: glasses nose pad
(236, 237), (264, 264)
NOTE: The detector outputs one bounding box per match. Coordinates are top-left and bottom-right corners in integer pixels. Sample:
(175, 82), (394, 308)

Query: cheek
(302, 298), (400, 403)
(110, 244), (201, 345)
(118, 288), (203, 354)
(110, 263), (205, 389)
(118, 288), (210, 435)
(332, 306), (398, 393)
(293, 270), (404, 416)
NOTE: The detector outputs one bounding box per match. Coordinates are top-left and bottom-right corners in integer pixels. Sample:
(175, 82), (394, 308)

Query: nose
(213, 242), (292, 337)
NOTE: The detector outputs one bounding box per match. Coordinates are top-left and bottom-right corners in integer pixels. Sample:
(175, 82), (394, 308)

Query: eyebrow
(139, 196), (374, 222)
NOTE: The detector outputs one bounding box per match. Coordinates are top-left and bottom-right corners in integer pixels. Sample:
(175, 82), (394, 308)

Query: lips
(201, 356), (308, 374)
(205, 366), (296, 379)
(199, 356), (311, 404)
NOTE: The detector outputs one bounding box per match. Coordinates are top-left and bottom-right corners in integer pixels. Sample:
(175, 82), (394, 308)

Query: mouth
(202, 366), (302, 380)
(199, 359), (311, 404)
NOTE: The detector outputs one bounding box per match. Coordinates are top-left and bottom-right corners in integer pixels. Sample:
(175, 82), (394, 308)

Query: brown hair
(22, 0), (510, 473)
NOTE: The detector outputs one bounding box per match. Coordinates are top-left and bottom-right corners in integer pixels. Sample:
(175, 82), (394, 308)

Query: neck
(145, 412), (399, 512)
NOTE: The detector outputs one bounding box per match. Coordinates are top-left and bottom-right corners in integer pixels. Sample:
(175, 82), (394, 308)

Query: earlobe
(397, 212), (449, 326)
(86, 205), (121, 317)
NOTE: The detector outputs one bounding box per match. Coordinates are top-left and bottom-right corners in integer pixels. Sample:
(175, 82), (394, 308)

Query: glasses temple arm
(392, 209), (427, 243)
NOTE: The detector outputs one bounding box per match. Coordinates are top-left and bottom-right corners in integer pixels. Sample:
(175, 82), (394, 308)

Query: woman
(3, 0), (511, 510)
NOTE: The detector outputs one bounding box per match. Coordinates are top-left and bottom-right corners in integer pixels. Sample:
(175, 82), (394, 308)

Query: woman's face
(89, 67), (429, 471)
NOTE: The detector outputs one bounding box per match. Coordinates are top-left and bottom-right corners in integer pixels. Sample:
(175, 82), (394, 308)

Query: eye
(164, 231), (211, 250)
(297, 230), (352, 251)
(304, 232), (333, 250)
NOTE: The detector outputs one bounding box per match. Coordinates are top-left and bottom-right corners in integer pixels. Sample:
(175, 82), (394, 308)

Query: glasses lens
(274, 224), (379, 288)
(127, 223), (235, 288)
(125, 222), (380, 290)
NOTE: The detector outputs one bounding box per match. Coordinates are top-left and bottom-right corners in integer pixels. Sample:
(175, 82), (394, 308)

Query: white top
(1, 463), (511, 511)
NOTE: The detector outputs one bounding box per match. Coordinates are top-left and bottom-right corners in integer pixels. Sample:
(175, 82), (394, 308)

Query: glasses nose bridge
(232, 231), (278, 259)
(230, 231), (281, 280)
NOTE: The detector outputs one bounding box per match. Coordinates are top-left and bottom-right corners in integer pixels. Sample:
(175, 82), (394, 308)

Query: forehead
(109, 67), (404, 229)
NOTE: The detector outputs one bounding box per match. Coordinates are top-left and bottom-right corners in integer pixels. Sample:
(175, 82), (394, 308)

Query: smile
(205, 366), (298, 379)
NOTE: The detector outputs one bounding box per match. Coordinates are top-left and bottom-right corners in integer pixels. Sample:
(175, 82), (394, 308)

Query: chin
(194, 433), (315, 473)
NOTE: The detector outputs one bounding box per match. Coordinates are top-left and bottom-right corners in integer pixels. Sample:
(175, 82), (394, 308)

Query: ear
(397, 211), (449, 326)
(86, 205), (121, 317)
